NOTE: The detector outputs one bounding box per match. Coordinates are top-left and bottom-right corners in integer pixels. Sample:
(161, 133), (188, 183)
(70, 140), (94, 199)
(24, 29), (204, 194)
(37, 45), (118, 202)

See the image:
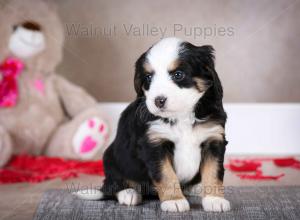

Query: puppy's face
(135, 38), (221, 119)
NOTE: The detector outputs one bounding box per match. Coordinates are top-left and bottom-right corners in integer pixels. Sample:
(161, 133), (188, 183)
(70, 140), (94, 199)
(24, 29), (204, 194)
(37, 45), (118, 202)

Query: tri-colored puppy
(76, 37), (230, 212)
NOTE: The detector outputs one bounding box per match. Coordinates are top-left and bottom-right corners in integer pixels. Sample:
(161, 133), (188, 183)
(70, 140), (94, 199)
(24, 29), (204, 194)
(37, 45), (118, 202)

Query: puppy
(76, 37), (230, 212)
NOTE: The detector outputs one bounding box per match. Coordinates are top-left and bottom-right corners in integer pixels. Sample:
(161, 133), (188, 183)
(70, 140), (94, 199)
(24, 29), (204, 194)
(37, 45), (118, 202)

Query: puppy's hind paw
(202, 196), (231, 212)
(73, 189), (104, 200)
(161, 199), (190, 212)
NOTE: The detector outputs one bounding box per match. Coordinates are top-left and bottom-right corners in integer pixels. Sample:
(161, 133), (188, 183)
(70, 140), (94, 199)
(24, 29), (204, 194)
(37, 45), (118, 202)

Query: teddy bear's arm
(54, 75), (97, 117)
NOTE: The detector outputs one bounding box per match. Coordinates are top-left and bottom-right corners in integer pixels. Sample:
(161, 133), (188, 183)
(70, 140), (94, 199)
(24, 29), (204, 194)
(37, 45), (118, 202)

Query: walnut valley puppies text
(66, 23), (235, 39)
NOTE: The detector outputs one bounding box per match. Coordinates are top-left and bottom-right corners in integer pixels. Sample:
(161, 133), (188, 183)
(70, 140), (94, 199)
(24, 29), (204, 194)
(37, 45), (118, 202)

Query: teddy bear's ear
(2, 0), (65, 72)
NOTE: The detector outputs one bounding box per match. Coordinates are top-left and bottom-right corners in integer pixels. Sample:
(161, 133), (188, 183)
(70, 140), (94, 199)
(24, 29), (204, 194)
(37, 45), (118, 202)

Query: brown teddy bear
(0, 0), (109, 167)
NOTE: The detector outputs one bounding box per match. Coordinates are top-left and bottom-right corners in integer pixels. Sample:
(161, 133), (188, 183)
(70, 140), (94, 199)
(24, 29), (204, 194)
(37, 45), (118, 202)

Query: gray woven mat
(34, 186), (300, 220)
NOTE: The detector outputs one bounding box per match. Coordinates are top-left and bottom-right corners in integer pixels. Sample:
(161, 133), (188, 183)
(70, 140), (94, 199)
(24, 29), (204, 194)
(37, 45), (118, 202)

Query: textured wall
(11, 0), (300, 102)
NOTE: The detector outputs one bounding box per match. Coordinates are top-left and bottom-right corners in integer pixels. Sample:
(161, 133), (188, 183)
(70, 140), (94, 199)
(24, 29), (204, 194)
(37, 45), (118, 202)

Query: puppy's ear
(134, 52), (146, 97)
(197, 45), (223, 101)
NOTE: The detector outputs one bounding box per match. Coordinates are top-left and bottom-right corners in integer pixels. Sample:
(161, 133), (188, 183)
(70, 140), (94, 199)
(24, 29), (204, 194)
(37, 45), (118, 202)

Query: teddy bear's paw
(72, 117), (109, 159)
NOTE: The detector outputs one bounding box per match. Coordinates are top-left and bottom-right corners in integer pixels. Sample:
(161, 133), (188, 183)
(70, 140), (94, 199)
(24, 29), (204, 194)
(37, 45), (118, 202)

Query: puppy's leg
(200, 139), (230, 212)
(139, 139), (189, 212)
(153, 157), (190, 212)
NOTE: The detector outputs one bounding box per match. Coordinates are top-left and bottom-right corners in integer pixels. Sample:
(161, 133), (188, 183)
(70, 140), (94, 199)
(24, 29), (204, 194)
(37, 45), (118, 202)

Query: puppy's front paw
(161, 199), (190, 212)
(117, 188), (142, 206)
(202, 196), (231, 212)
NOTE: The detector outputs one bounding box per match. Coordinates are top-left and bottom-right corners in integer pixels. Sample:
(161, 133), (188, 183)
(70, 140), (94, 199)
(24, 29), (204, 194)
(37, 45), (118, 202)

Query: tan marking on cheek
(143, 62), (153, 73)
(195, 121), (225, 141)
(201, 157), (224, 197)
(193, 78), (210, 93)
(153, 158), (185, 201)
(147, 130), (166, 145)
(167, 59), (180, 72)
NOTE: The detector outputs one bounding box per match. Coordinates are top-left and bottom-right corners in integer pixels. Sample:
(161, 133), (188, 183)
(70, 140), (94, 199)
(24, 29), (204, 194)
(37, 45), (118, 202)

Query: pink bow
(0, 57), (24, 107)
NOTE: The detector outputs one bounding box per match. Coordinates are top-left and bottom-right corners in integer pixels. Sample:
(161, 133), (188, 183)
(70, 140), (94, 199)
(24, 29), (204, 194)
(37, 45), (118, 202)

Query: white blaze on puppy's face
(144, 37), (204, 118)
(9, 26), (45, 58)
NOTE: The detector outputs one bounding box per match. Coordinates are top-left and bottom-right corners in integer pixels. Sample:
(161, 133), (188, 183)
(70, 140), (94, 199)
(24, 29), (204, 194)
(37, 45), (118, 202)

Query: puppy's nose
(154, 96), (167, 108)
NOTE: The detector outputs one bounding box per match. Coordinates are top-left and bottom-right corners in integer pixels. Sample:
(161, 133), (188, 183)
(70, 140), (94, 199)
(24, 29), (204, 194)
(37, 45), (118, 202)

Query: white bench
(99, 103), (300, 155)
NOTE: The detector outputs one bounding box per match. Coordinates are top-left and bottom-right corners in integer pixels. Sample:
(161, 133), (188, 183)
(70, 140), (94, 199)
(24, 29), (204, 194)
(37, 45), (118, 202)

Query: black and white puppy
(76, 37), (230, 212)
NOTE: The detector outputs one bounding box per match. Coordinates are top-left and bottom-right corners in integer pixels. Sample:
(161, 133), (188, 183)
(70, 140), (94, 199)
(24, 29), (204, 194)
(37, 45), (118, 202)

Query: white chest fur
(148, 118), (224, 183)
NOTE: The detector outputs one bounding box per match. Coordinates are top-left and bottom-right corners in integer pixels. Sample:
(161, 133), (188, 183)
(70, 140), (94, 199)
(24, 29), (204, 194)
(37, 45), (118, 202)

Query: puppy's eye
(172, 71), (185, 81)
(145, 74), (153, 83)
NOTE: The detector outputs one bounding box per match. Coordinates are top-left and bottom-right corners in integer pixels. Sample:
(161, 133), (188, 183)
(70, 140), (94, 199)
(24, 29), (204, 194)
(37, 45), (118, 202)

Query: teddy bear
(0, 0), (109, 167)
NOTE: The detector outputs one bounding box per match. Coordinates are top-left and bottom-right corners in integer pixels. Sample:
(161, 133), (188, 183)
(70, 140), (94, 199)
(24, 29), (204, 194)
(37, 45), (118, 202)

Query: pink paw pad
(33, 79), (45, 95)
(88, 119), (95, 128)
(80, 136), (97, 153)
(73, 117), (109, 159)
(98, 124), (105, 133)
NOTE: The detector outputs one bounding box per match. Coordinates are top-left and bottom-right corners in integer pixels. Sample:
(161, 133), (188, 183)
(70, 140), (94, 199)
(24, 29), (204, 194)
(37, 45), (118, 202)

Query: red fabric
(237, 170), (285, 180)
(227, 159), (261, 172)
(226, 158), (294, 181)
(273, 157), (300, 169)
(0, 155), (104, 184)
(1, 155), (298, 183)
(0, 57), (24, 107)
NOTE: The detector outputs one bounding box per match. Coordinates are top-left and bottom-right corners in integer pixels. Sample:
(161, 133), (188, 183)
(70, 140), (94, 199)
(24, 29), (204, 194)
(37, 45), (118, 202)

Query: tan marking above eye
(21, 21), (42, 31)
(143, 62), (153, 74)
(167, 59), (180, 72)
